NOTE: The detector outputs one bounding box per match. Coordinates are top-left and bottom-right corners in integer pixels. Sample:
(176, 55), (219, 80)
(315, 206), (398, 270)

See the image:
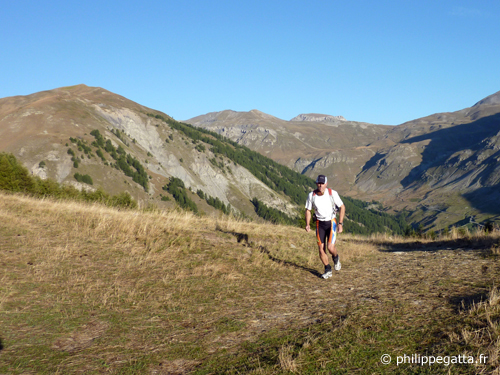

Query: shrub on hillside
(74, 173), (93, 185)
(196, 189), (205, 199)
(0, 152), (137, 209)
(96, 149), (106, 161)
(164, 177), (197, 213)
(0, 153), (36, 193)
(90, 129), (148, 191)
(251, 197), (298, 225)
(107, 191), (137, 209)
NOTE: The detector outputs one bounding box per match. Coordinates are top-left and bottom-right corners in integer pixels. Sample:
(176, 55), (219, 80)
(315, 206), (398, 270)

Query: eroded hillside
(0, 85), (300, 218)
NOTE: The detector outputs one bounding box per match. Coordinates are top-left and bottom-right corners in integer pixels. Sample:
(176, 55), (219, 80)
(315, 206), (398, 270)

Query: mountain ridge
(0, 85), (300, 219)
(2, 84), (499, 230)
(185, 92), (500, 230)
(290, 113), (347, 123)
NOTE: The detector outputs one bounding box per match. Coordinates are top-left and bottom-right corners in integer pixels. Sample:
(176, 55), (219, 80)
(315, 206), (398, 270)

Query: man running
(305, 174), (346, 279)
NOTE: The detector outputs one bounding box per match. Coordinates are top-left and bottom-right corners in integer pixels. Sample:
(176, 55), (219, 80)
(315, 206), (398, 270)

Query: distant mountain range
(185, 91), (500, 229)
(1, 85), (499, 230)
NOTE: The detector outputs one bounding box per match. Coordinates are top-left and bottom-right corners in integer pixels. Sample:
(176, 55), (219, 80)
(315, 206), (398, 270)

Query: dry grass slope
(0, 192), (499, 374)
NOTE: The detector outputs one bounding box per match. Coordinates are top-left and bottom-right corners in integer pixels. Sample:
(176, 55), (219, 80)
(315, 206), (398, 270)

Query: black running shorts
(316, 218), (338, 245)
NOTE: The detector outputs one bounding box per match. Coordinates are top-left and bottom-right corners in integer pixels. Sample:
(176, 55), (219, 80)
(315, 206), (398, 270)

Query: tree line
(197, 189), (231, 215)
(251, 198), (298, 225)
(90, 130), (149, 191)
(163, 177), (198, 213)
(340, 197), (409, 235)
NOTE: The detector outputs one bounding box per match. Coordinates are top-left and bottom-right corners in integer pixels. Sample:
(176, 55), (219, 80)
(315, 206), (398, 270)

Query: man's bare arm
(305, 210), (312, 232)
(338, 205), (345, 233)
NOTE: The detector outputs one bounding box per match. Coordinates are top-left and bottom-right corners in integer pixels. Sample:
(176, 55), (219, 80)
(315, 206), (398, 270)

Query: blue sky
(1, 0), (499, 125)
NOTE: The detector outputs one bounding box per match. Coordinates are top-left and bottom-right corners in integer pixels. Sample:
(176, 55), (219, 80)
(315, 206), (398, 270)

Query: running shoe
(321, 270), (333, 279)
(334, 260), (341, 271)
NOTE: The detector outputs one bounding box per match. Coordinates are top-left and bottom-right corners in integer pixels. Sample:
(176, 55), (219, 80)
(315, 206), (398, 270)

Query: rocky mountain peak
(290, 113), (347, 123)
(472, 90), (500, 107)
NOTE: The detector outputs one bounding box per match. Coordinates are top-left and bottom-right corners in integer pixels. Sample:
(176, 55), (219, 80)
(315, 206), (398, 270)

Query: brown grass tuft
(278, 344), (299, 373)
(449, 287), (500, 372)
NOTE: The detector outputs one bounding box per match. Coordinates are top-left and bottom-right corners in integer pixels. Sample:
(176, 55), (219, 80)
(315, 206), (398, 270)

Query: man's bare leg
(327, 243), (341, 271)
(318, 243), (333, 278)
(327, 242), (337, 257)
(318, 243), (330, 265)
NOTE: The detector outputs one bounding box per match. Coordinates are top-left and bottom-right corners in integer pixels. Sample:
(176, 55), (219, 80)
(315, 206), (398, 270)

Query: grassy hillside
(1, 192), (499, 374)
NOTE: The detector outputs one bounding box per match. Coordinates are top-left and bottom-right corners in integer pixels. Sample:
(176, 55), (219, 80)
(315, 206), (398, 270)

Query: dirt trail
(234, 244), (499, 340)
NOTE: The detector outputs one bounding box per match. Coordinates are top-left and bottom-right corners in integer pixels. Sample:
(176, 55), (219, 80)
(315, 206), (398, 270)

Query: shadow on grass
(352, 236), (500, 254)
(217, 228), (322, 278)
(0, 338), (3, 351)
(256, 245), (322, 278)
(448, 290), (490, 314)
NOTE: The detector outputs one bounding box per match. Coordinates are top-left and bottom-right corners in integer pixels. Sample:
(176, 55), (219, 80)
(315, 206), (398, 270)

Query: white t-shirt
(305, 189), (344, 221)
